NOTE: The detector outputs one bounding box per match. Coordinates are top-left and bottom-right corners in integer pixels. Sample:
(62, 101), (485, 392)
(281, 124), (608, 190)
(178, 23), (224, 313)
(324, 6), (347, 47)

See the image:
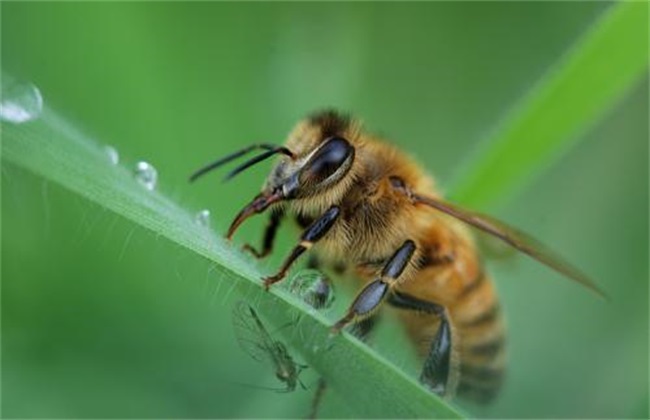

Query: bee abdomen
(453, 271), (507, 404)
(457, 363), (505, 404)
(457, 329), (506, 403)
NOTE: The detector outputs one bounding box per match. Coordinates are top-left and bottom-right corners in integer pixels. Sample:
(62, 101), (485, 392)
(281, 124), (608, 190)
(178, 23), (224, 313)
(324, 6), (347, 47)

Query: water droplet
(104, 145), (119, 165)
(134, 161), (158, 191)
(195, 209), (211, 227)
(0, 78), (43, 123)
(288, 269), (335, 310)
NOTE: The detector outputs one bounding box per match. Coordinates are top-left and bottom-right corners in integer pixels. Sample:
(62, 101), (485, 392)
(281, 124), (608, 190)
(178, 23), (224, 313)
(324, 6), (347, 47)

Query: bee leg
(242, 209), (284, 259)
(421, 315), (454, 397)
(263, 206), (340, 289)
(387, 291), (455, 397)
(332, 240), (417, 331)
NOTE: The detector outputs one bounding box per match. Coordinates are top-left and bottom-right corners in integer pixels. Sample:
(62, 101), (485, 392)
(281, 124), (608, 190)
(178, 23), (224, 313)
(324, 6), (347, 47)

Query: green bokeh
(2, 2), (647, 418)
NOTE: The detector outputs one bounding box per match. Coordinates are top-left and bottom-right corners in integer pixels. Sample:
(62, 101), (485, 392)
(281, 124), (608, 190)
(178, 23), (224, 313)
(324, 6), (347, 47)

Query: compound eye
(306, 137), (353, 183)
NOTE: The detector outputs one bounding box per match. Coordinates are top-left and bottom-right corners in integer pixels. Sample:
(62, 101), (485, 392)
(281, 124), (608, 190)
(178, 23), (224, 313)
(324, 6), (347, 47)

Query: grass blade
(2, 108), (462, 418)
(450, 2), (648, 209)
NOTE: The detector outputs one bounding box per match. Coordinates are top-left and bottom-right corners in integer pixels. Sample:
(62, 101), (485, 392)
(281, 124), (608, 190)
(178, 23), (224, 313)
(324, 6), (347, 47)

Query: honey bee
(192, 110), (604, 403)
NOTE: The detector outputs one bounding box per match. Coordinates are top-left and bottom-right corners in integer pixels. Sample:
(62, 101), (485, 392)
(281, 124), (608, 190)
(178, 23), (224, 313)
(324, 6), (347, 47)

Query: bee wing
(414, 194), (607, 299)
(232, 301), (278, 363)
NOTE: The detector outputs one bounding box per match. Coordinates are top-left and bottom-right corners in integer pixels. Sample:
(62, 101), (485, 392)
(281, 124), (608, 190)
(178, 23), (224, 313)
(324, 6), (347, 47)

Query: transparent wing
(232, 301), (277, 363)
(414, 193), (607, 299)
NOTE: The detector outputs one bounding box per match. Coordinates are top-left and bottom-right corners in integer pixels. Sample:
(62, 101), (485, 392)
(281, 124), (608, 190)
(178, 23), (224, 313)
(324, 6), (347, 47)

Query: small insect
(232, 301), (307, 393)
(194, 110), (605, 404)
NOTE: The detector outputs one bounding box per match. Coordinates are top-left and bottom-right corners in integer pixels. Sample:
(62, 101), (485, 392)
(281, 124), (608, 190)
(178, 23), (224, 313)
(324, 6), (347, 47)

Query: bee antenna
(223, 147), (294, 182)
(189, 143), (293, 183)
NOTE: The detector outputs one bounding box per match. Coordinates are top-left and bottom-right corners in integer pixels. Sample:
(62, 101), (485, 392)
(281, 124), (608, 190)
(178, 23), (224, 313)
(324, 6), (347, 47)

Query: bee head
(259, 110), (355, 197)
(189, 110), (358, 239)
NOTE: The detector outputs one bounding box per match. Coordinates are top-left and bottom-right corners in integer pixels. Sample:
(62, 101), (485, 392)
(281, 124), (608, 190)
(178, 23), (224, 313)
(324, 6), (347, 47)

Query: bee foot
(262, 274), (283, 290)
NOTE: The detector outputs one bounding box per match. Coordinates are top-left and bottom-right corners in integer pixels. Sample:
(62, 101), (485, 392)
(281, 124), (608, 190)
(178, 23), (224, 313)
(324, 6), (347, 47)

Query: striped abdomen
(395, 235), (506, 404)
(451, 271), (506, 403)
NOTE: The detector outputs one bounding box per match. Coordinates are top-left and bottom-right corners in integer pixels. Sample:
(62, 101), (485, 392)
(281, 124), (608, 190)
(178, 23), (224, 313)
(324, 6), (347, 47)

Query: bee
(193, 110), (604, 403)
(232, 301), (308, 393)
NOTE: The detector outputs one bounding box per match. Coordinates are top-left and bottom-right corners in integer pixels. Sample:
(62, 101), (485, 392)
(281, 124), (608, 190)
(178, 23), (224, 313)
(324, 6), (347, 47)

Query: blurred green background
(2, 2), (648, 418)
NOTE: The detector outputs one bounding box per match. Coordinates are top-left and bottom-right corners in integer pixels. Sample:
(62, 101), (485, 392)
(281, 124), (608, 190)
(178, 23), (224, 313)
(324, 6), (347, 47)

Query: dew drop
(288, 269), (335, 310)
(195, 209), (211, 227)
(104, 145), (119, 165)
(134, 161), (158, 191)
(0, 78), (43, 123)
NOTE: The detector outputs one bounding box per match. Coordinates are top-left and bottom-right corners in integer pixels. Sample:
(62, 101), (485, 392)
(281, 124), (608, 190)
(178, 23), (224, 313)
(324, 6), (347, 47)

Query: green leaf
(450, 2), (648, 209)
(2, 107), (462, 418)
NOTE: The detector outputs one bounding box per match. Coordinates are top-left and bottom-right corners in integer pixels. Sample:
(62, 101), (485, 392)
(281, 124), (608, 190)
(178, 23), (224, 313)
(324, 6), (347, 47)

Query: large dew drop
(134, 161), (158, 191)
(288, 269), (335, 310)
(0, 78), (43, 123)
